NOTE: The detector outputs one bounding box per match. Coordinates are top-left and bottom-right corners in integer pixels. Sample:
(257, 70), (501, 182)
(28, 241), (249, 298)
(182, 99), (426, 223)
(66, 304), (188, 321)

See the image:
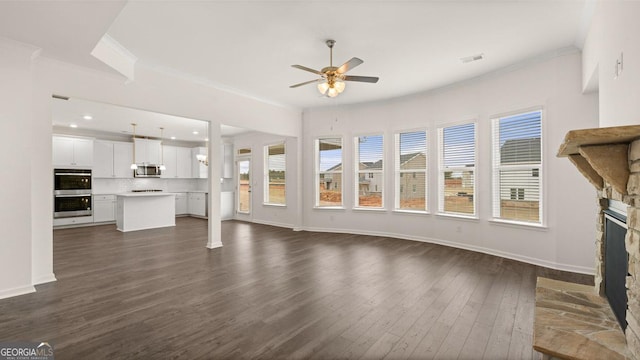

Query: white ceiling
(105, 1), (592, 109)
(1, 1), (592, 111)
(51, 97), (248, 141)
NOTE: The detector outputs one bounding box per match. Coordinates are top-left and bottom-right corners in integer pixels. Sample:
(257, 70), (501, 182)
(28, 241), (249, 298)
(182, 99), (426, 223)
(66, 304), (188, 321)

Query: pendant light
(159, 127), (166, 171)
(130, 123), (138, 170)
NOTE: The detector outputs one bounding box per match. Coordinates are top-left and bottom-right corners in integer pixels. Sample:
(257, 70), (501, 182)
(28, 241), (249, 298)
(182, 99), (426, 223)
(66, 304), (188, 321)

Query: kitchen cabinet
(53, 136), (93, 167)
(93, 140), (133, 178)
(161, 145), (177, 178)
(188, 192), (207, 217)
(93, 195), (116, 222)
(175, 193), (188, 215)
(134, 138), (161, 165)
(162, 146), (192, 179)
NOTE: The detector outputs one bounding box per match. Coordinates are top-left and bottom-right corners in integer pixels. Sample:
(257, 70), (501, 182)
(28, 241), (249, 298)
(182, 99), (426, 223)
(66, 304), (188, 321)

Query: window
(316, 138), (343, 207)
(510, 188), (525, 200)
(438, 123), (476, 216)
(264, 143), (285, 205)
(395, 130), (427, 211)
(492, 110), (542, 223)
(355, 135), (383, 208)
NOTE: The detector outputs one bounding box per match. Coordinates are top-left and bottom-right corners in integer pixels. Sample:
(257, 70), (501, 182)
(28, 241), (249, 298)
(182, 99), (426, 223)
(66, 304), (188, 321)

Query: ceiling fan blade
(289, 79), (319, 88)
(337, 57), (363, 74)
(291, 64), (323, 75)
(343, 75), (379, 83)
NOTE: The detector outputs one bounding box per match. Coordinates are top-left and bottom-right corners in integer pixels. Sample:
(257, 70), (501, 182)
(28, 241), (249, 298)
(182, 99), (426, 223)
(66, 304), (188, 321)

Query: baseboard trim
(250, 219), (294, 229)
(301, 226), (595, 275)
(0, 285), (36, 300)
(206, 242), (223, 249)
(33, 273), (57, 285)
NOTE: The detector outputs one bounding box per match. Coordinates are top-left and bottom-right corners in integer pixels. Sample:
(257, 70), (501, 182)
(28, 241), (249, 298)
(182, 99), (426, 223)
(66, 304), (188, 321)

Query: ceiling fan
(290, 39), (379, 98)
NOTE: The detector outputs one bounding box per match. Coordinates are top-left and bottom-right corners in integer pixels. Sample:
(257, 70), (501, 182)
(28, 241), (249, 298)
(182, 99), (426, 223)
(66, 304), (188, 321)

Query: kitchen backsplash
(94, 178), (209, 194)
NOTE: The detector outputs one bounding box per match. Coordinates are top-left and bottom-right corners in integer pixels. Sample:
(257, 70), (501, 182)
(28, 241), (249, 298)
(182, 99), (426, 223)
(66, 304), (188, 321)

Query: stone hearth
(557, 125), (640, 359)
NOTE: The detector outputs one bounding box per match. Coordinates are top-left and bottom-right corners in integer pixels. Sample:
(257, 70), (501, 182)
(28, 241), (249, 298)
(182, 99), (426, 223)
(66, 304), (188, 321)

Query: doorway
(237, 149), (252, 219)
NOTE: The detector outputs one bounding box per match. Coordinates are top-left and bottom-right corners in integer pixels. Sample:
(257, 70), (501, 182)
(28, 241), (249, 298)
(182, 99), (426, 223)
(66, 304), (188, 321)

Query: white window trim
(490, 109), (544, 225)
(394, 129), (428, 213)
(315, 136), (344, 208)
(263, 141), (286, 206)
(353, 134), (385, 209)
(437, 121), (477, 217)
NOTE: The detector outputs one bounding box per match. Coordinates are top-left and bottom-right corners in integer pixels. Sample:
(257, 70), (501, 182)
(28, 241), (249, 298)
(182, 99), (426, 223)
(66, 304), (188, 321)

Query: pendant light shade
(159, 127), (166, 171)
(317, 82), (330, 95)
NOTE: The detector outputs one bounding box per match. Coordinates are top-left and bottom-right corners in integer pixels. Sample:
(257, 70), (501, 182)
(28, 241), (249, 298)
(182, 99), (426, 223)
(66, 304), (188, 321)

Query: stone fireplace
(557, 124), (640, 358)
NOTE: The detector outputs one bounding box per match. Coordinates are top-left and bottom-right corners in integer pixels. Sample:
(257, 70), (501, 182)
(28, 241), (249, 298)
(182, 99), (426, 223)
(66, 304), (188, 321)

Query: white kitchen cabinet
(134, 138), (161, 164)
(161, 146), (192, 179)
(93, 140), (113, 177)
(161, 145), (177, 178)
(53, 136), (93, 167)
(94, 195), (116, 222)
(188, 192), (207, 217)
(175, 193), (188, 215)
(176, 147), (192, 178)
(93, 140), (133, 178)
(113, 142), (134, 178)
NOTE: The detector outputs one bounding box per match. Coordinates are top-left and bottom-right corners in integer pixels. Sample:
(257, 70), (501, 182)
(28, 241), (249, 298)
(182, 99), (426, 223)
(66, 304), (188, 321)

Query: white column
(207, 120), (223, 249)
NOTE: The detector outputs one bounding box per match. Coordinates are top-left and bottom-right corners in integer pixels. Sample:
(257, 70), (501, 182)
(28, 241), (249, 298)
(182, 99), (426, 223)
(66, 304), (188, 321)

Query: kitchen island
(116, 193), (176, 232)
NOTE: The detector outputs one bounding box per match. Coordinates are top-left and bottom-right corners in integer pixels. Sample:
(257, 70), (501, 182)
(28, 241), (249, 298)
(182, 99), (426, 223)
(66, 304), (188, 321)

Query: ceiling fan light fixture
(317, 82), (329, 95)
(327, 87), (339, 98)
(334, 80), (346, 93)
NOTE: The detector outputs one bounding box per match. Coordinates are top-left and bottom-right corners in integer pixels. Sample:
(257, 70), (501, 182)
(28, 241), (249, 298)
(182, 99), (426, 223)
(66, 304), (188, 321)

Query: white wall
(232, 132), (300, 229)
(583, 1), (640, 127)
(0, 38), (38, 297)
(302, 51), (599, 273)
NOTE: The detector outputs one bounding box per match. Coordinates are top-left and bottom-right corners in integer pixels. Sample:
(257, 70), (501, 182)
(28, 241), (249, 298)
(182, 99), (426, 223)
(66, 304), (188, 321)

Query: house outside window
(395, 130), (427, 211)
(316, 138), (343, 207)
(355, 135), (384, 208)
(437, 123), (476, 216)
(264, 143), (285, 205)
(492, 109), (542, 223)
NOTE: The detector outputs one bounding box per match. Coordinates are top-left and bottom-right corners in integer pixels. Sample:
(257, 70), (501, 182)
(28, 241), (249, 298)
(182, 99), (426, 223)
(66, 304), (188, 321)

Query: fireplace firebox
(604, 209), (628, 331)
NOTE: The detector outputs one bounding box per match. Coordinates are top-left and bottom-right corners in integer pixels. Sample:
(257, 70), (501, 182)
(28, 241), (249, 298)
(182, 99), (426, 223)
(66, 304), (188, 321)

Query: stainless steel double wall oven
(53, 168), (92, 219)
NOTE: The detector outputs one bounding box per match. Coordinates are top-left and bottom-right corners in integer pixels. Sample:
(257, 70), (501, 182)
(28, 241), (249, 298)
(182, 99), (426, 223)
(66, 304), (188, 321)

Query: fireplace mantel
(557, 125), (640, 194)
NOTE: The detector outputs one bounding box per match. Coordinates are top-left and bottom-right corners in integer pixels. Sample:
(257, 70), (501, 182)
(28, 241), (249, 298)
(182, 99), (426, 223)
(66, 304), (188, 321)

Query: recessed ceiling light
(193, 131), (199, 135)
(70, 124), (78, 128)
(205, 138), (209, 141)
(460, 53), (484, 64)
(83, 115), (93, 120)
(170, 136), (176, 140)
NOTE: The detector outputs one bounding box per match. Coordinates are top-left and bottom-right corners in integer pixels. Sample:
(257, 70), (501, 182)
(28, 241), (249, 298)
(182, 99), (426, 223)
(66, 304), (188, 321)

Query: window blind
(395, 130), (427, 211)
(356, 135), (384, 208)
(264, 143), (285, 205)
(438, 123), (476, 215)
(317, 138), (343, 207)
(492, 110), (542, 223)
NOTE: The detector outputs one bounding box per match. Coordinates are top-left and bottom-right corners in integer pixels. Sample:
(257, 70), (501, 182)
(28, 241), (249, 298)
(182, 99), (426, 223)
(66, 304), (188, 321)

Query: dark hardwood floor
(0, 218), (592, 359)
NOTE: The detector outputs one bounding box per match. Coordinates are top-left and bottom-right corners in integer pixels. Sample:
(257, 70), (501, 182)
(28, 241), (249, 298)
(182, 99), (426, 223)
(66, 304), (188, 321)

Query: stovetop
(131, 189), (163, 193)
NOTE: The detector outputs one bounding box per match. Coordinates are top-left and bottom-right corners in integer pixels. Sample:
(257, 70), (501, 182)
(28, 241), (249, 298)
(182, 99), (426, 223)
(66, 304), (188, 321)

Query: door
(237, 158), (251, 215)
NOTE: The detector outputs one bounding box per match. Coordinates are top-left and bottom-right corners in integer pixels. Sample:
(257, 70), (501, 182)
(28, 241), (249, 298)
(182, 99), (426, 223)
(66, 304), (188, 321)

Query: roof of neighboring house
(399, 152), (426, 166)
(361, 160), (383, 170)
(500, 138), (541, 164)
(324, 152), (425, 172)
